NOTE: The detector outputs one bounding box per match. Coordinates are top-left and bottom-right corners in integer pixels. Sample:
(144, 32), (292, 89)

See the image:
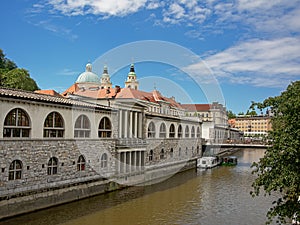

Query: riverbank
(0, 158), (196, 220)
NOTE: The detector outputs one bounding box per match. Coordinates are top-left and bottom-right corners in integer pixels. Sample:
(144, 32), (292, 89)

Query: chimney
(115, 85), (121, 93)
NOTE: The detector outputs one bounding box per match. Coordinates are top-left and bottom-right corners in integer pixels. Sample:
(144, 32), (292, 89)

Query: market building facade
(0, 63), (202, 218)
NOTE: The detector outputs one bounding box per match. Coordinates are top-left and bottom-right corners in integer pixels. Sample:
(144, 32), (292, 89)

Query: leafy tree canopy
(227, 110), (236, 119)
(0, 49), (39, 91)
(246, 109), (257, 116)
(250, 81), (300, 224)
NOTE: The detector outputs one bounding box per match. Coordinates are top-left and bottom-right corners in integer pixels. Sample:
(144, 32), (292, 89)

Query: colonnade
(116, 150), (145, 173)
(119, 110), (143, 139)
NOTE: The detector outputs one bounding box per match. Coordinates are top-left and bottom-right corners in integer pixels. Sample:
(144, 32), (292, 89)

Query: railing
(116, 138), (147, 147)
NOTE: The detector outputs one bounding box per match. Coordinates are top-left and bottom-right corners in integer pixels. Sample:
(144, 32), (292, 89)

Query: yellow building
(231, 116), (272, 137)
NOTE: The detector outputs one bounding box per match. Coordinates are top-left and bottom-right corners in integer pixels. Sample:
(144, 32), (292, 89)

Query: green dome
(76, 63), (100, 83)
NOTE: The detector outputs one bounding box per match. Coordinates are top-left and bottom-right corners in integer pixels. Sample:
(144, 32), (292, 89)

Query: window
(4, 108), (30, 138)
(178, 125), (182, 138)
(149, 150), (153, 161)
(147, 122), (155, 138)
(191, 126), (195, 138)
(77, 155), (86, 171)
(160, 149), (165, 159)
(185, 126), (189, 138)
(98, 117), (112, 138)
(101, 153), (108, 168)
(170, 148), (174, 158)
(169, 124), (175, 138)
(8, 160), (22, 180)
(179, 147), (182, 157)
(44, 112), (64, 138)
(74, 115), (90, 138)
(159, 123), (166, 138)
(47, 157), (58, 175)
(197, 127), (201, 138)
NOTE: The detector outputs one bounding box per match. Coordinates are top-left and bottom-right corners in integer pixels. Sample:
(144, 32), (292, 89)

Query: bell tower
(125, 64), (139, 90)
(100, 65), (112, 89)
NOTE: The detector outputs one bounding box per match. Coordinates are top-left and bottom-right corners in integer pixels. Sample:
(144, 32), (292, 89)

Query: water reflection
(1, 148), (277, 225)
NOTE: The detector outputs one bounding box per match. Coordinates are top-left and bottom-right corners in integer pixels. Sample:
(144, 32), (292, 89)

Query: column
(129, 111), (133, 138)
(120, 152), (124, 173)
(136, 151), (140, 170)
(134, 112), (138, 138)
(119, 110), (122, 138)
(132, 151), (136, 172)
(138, 113), (143, 138)
(124, 110), (128, 138)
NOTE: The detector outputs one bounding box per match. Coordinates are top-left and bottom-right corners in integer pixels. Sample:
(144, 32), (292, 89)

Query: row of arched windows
(7, 153), (109, 180)
(3, 108), (112, 138)
(148, 146), (200, 161)
(147, 122), (201, 138)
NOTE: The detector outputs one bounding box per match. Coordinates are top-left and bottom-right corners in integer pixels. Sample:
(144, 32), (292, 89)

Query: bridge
(204, 143), (270, 149)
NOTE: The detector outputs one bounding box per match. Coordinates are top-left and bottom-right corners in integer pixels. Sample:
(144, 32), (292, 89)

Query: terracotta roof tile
(0, 87), (111, 110)
(181, 104), (211, 111)
(34, 89), (62, 97)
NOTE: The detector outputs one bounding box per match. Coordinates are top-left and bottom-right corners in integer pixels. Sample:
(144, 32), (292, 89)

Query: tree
(0, 49), (39, 91)
(227, 110), (236, 119)
(2, 68), (39, 91)
(246, 110), (257, 116)
(250, 81), (300, 224)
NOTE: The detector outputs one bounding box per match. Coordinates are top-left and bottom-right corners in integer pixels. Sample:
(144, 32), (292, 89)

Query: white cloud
(58, 68), (80, 76)
(185, 37), (300, 88)
(47, 0), (147, 17)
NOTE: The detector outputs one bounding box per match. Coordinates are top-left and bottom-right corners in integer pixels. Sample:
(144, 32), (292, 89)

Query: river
(1, 148), (279, 225)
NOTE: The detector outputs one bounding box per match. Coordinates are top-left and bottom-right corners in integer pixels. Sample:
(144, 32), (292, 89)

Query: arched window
(197, 145), (200, 155)
(8, 160), (22, 180)
(147, 122), (155, 138)
(4, 108), (30, 138)
(159, 123), (166, 138)
(74, 115), (90, 138)
(170, 148), (174, 158)
(77, 155), (86, 171)
(160, 149), (165, 159)
(197, 127), (201, 138)
(47, 157), (58, 175)
(191, 126), (195, 138)
(185, 126), (189, 138)
(178, 125), (182, 138)
(44, 112), (64, 138)
(149, 150), (153, 161)
(101, 153), (108, 168)
(169, 124), (175, 138)
(98, 117), (112, 138)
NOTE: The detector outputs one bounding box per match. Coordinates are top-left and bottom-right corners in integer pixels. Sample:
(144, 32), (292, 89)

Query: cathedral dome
(76, 63), (100, 83)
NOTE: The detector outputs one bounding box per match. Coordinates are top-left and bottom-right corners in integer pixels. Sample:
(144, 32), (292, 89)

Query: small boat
(222, 156), (238, 166)
(197, 156), (220, 169)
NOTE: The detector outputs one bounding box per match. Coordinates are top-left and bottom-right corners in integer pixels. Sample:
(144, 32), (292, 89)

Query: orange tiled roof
(63, 85), (183, 108)
(181, 104), (211, 111)
(0, 87), (111, 110)
(34, 89), (62, 97)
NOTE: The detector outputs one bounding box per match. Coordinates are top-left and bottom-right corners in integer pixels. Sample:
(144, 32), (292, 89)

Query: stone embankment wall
(0, 139), (199, 220)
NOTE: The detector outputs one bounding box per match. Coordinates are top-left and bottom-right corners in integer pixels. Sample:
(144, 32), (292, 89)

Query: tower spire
(100, 65), (112, 89)
(125, 63), (139, 90)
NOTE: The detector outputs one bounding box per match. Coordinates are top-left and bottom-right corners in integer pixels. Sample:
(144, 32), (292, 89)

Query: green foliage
(2, 68), (39, 91)
(227, 110), (236, 119)
(246, 110), (257, 116)
(250, 81), (300, 224)
(0, 49), (39, 91)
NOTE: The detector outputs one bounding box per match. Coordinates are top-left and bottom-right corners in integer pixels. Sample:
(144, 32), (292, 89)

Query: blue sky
(1, 0), (300, 114)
